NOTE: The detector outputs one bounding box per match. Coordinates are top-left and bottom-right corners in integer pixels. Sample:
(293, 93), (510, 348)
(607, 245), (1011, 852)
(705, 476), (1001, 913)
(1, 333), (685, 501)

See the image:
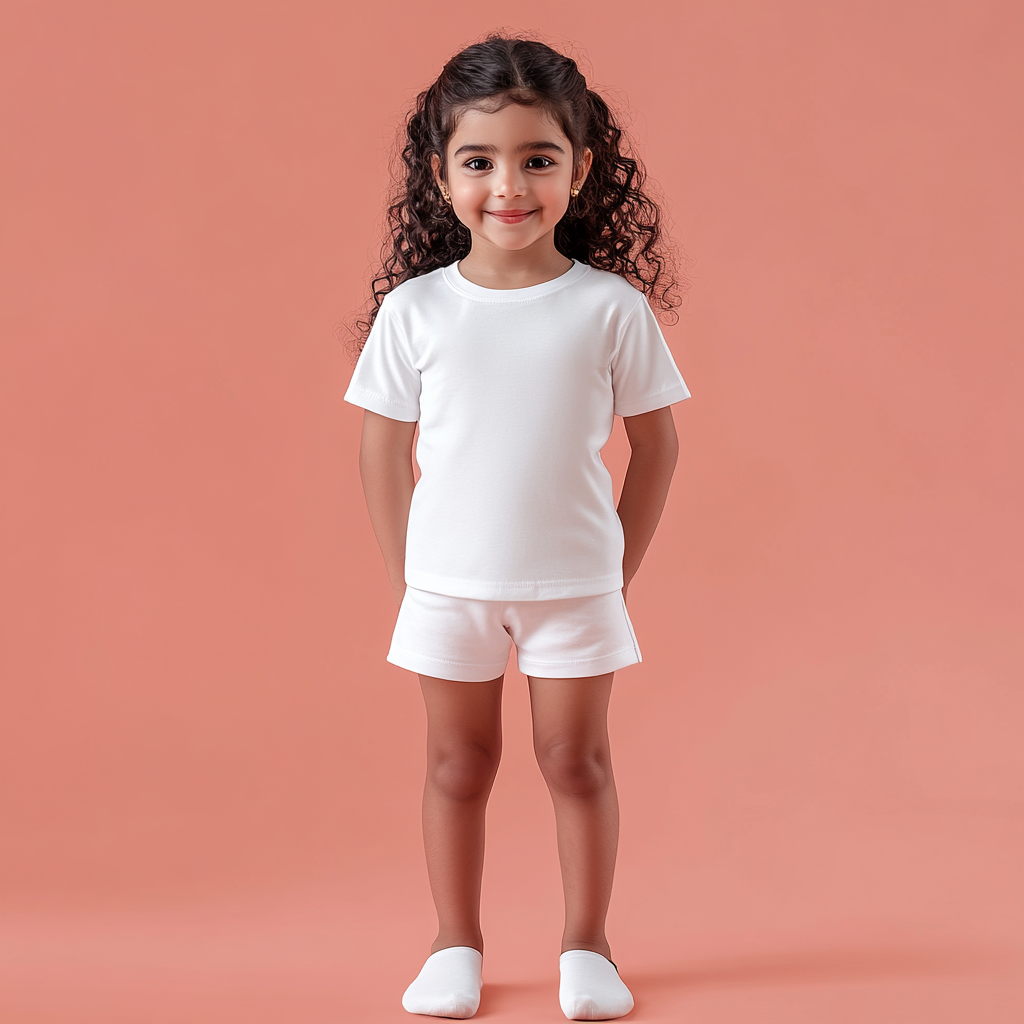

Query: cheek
(538, 179), (571, 210)
(454, 181), (488, 210)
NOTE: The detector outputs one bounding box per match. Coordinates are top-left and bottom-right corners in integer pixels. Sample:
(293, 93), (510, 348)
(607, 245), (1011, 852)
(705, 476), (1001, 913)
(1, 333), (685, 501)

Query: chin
(487, 235), (540, 252)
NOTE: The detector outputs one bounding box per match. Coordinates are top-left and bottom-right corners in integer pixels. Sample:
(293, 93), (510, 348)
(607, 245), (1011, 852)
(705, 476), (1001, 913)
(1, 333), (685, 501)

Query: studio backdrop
(1, 2), (1021, 1022)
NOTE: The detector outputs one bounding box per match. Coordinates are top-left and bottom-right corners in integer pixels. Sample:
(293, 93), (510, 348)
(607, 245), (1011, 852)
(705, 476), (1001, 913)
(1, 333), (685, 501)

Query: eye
(465, 158), (491, 171)
(526, 156), (555, 169)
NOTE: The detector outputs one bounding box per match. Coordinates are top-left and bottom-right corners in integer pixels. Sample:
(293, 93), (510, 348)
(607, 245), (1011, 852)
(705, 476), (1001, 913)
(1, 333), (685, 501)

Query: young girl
(345, 33), (690, 1021)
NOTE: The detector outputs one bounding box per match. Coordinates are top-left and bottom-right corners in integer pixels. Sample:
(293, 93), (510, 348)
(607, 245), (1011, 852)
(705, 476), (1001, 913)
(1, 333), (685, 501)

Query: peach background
(1, 1), (1022, 1021)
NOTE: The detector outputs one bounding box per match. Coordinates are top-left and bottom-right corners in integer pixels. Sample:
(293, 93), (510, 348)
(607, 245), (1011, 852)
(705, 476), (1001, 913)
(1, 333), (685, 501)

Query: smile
(486, 209), (536, 224)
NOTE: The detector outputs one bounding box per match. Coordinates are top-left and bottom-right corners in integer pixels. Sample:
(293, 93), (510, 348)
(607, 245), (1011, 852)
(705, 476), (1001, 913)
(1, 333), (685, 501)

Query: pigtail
(554, 90), (679, 323)
(349, 100), (471, 352)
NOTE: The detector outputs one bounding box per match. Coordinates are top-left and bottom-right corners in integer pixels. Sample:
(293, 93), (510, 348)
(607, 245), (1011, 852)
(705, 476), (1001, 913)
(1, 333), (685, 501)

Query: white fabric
(388, 586), (642, 682)
(402, 945), (482, 1018)
(345, 259), (691, 601)
(559, 950), (634, 1020)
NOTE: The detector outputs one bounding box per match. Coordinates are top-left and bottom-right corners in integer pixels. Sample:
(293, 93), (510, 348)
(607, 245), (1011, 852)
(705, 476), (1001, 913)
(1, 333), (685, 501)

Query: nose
(491, 162), (527, 199)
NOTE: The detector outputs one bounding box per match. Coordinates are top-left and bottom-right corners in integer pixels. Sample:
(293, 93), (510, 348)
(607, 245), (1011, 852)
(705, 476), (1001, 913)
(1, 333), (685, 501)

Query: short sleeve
(343, 297), (421, 422)
(610, 294), (691, 417)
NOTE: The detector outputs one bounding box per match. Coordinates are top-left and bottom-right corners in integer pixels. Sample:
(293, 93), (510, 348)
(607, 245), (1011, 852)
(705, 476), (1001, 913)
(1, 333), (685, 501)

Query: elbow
(663, 425), (680, 463)
(636, 428), (679, 466)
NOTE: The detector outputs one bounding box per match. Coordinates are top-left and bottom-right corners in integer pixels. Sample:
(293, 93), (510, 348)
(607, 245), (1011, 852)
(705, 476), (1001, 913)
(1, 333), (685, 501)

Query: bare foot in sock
(558, 949), (634, 1020)
(402, 946), (482, 1018)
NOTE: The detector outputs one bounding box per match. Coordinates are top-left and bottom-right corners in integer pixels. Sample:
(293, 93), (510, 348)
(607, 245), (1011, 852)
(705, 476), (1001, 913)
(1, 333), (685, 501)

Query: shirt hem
(405, 568), (625, 601)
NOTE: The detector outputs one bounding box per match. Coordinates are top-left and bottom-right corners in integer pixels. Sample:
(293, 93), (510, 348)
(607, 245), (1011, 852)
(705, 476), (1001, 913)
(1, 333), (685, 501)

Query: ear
(430, 153), (444, 188)
(576, 147), (594, 186)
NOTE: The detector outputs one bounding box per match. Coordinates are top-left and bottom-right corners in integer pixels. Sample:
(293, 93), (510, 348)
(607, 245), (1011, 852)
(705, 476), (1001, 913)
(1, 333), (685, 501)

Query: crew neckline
(443, 259), (588, 301)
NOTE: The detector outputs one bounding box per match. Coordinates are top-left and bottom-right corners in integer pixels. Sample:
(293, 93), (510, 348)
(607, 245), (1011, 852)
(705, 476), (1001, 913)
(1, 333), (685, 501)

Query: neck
(457, 232), (573, 290)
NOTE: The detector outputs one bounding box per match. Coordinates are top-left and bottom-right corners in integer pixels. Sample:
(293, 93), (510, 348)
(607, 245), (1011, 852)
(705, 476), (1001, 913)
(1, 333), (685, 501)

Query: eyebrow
(452, 140), (566, 157)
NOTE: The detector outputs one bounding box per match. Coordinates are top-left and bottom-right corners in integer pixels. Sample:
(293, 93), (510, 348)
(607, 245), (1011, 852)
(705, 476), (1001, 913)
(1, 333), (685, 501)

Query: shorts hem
(387, 643), (509, 683)
(517, 646), (642, 679)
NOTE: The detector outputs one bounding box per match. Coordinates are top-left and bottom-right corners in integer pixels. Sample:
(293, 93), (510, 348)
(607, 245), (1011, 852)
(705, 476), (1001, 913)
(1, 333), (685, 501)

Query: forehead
(447, 102), (567, 151)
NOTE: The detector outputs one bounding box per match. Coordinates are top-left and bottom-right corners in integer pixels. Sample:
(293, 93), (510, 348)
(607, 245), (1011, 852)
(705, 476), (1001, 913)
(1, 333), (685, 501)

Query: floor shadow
(475, 979), (550, 1016)
(469, 945), (1016, 1018)
(625, 942), (1014, 1001)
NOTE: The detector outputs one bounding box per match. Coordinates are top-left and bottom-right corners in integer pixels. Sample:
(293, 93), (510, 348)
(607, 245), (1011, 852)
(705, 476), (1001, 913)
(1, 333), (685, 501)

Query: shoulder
(575, 264), (647, 311)
(379, 266), (449, 313)
(572, 265), (650, 328)
(368, 268), (450, 352)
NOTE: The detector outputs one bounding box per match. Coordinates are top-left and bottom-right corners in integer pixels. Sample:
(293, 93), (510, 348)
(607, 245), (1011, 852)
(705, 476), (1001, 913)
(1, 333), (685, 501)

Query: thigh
(527, 673), (614, 752)
(420, 674), (505, 754)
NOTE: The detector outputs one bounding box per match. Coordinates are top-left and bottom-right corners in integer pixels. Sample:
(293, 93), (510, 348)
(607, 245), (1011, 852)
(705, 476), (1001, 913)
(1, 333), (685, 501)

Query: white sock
(401, 946), (483, 1019)
(559, 949), (634, 1020)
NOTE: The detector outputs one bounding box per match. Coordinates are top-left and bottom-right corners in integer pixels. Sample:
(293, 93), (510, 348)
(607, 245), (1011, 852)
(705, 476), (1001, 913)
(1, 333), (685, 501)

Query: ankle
(560, 937), (611, 960)
(431, 935), (484, 955)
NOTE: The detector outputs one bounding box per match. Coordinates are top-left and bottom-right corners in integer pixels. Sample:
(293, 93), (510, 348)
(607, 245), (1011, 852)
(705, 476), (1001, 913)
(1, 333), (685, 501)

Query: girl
(345, 33), (690, 1021)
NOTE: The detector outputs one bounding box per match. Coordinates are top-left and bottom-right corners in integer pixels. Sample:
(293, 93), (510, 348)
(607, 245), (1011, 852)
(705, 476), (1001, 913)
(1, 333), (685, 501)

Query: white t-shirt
(344, 259), (691, 600)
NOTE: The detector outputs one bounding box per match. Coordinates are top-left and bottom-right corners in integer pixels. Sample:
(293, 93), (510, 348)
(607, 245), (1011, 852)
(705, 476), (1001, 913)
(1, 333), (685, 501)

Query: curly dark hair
(344, 32), (690, 354)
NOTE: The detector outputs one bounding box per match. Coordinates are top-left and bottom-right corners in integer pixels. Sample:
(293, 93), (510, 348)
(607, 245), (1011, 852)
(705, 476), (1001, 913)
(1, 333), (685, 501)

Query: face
(432, 101), (592, 253)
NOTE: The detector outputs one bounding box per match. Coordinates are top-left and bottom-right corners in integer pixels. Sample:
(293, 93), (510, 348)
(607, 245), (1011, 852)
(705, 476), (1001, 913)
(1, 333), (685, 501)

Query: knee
(428, 741), (500, 802)
(536, 740), (611, 798)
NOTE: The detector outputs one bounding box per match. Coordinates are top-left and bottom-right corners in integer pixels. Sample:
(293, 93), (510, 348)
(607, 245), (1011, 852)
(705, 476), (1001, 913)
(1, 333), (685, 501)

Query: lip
(486, 209), (536, 224)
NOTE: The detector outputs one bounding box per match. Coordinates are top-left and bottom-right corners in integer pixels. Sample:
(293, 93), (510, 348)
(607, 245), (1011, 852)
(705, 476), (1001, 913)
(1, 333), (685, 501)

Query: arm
(358, 409), (418, 607)
(617, 405), (679, 601)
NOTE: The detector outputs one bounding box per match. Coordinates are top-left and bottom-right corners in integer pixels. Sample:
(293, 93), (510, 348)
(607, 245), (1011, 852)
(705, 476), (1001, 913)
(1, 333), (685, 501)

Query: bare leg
(419, 673), (504, 955)
(528, 672), (618, 959)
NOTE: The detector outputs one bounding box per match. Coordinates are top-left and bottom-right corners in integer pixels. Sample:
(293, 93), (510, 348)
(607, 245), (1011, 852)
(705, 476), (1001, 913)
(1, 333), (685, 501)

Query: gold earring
(570, 181), (582, 197)
(439, 183), (451, 205)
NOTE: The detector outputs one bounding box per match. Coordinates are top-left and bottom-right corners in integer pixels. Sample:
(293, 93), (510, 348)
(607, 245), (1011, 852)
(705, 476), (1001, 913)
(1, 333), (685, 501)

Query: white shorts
(387, 587), (642, 682)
